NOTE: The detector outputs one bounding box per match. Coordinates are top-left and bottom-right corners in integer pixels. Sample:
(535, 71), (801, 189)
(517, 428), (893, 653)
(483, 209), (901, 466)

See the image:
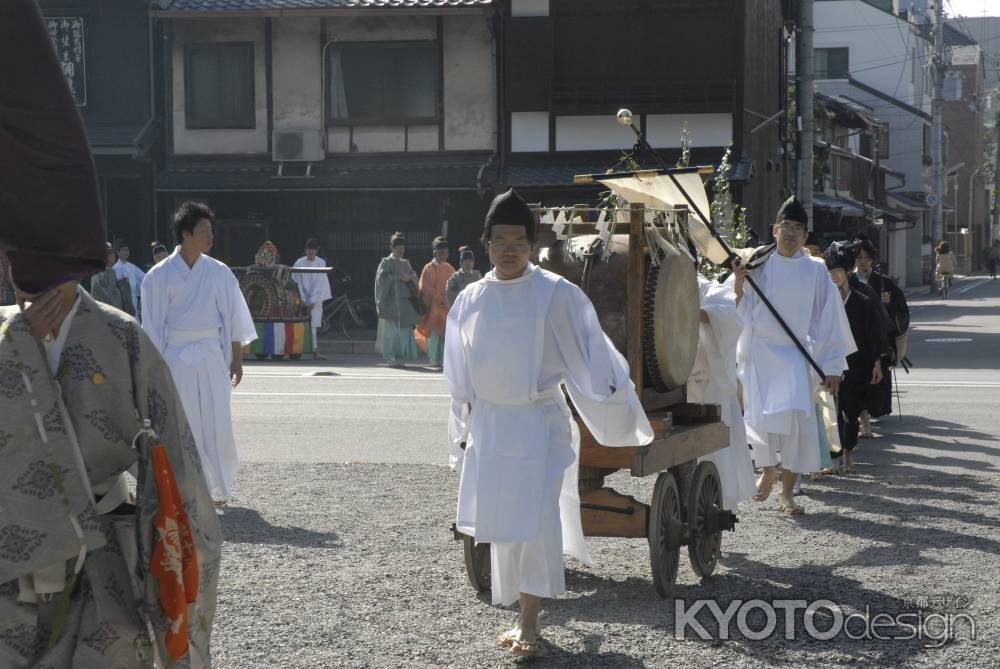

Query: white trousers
(746, 409), (821, 474)
(489, 472), (565, 606)
(164, 336), (240, 501)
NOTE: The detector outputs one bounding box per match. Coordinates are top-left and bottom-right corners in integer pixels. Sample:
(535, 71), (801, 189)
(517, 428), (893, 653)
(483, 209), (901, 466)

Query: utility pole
(994, 111), (1000, 242)
(930, 0), (947, 289)
(796, 0), (815, 230)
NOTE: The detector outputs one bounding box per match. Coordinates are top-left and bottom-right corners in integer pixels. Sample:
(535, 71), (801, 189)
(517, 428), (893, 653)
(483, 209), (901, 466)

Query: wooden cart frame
(452, 203), (738, 597)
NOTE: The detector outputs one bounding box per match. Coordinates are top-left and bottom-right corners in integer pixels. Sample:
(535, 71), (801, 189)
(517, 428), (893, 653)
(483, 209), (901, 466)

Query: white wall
(813, 0), (926, 110)
(172, 19), (268, 155)
(555, 115), (640, 152)
(511, 111), (549, 152)
(442, 14), (495, 151)
(511, 0), (550, 17)
(273, 17), (322, 132)
(646, 113), (732, 148)
(172, 14), (495, 156)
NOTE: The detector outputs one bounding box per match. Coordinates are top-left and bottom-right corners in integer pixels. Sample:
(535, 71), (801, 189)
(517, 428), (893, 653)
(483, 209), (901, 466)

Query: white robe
(445, 264), (653, 606)
(113, 259), (145, 315)
(737, 250), (854, 473)
(140, 247), (257, 501)
(292, 256), (333, 330)
(686, 275), (757, 510)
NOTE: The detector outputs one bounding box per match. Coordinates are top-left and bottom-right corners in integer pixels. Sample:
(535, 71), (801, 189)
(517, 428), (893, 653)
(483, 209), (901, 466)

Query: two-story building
(492, 0), (790, 239)
(814, 0), (939, 286)
(38, 0), (159, 256)
(152, 0), (497, 289)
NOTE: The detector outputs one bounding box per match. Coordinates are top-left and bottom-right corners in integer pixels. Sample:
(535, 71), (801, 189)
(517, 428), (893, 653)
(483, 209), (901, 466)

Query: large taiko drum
(538, 233), (700, 392)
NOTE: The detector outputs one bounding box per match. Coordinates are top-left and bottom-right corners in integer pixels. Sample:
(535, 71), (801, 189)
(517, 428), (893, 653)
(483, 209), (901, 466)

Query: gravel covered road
(212, 460), (999, 668)
(211, 278), (1000, 668)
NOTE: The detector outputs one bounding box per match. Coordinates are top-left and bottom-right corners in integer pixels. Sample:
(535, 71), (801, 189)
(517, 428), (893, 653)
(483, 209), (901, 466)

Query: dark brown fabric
(0, 0), (105, 293)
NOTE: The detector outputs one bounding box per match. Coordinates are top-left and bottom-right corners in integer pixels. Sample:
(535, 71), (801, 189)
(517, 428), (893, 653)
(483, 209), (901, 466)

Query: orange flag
(150, 444), (199, 661)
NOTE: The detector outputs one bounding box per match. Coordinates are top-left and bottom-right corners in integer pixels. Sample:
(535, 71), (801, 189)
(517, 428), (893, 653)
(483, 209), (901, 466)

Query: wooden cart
(452, 203), (738, 598)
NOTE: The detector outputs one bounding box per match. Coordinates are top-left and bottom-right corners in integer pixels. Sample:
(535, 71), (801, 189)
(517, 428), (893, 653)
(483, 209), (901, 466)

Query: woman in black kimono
(825, 242), (893, 472)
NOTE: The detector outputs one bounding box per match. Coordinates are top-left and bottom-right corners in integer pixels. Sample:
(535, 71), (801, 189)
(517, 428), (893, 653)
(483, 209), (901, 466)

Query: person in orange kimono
(417, 236), (455, 368)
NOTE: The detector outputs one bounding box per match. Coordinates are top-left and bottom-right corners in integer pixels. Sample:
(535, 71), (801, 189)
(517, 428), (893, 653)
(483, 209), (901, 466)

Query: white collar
(484, 263), (536, 284)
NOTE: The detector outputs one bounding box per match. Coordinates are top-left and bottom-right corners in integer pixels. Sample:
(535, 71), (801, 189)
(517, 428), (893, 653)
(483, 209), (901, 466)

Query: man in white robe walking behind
(733, 196), (853, 514)
(293, 237), (333, 359)
(141, 201), (257, 507)
(445, 189), (652, 656)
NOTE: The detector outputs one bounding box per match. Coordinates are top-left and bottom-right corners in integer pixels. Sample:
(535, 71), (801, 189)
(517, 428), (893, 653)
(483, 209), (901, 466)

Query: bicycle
(939, 272), (952, 299)
(319, 275), (378, 340)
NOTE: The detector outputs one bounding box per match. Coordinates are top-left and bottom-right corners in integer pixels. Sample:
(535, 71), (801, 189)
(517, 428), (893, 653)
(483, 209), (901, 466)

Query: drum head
(643, 248), (700, 392)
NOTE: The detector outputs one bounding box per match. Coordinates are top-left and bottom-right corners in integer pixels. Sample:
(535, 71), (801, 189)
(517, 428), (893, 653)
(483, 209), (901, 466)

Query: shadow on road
(549, 561), (933, 666)
(220, 506), (341, 548)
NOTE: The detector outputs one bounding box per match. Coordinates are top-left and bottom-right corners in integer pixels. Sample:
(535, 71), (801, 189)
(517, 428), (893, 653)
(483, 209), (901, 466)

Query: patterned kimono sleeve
(131, 323), (222, 669)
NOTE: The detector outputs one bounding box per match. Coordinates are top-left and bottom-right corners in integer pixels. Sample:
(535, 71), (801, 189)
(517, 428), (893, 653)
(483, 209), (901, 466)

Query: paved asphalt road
(216, 275), (1000, 668)
(234, 274), (1000, 473)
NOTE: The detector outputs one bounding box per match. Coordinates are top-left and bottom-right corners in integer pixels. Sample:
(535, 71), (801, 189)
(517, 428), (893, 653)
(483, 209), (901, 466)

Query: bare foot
(753, 467), (779, 502)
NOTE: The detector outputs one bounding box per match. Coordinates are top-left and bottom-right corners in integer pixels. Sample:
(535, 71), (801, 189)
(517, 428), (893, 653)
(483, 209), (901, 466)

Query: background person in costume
(141, 201), (257, 508)
(112, 239), (146, 317)
(850, 237), (901, 435)
(446, 245), (482, 306)
(445, 189), (652, 656)
(733, 196), (854, 515)
(824, 241), (891, 473)
(416, 236), (455, 368)
(293, 237), (333, 360)
(0, 1), (221, 664)
(90, 241), (134, 314)
(374, 232), (420, 368)
(934, 240), (956, 293)
(150, 241), (170, 269)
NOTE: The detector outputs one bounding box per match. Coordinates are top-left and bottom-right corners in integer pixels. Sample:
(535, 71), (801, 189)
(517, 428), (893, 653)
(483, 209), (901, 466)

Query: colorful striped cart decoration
(243, 319), (314, 359)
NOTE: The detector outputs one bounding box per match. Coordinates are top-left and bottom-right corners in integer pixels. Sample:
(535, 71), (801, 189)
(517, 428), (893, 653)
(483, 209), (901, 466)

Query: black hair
(936, 240), (950, 255)
(306, 237), (320, 250)
(173, 201), (215, 244)
(390, 231), (407, 247)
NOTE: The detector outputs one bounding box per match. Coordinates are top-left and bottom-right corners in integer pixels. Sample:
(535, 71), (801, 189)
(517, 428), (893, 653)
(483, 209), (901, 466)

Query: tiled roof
(157, 154), (492, 191)
(155, 0), (491, 11)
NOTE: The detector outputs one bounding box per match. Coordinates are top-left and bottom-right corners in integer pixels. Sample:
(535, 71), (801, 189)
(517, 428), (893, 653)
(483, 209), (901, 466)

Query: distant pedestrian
(293, 237), (333, 360)
(935, 240), (956, 291)
(374, 232), (420, 367)
(90, 241), (134, 315)
(987, 240), (1000, 279)
(113, 238), (146, 315)
(446, 245), (482, 306)
(416, 236), (455, 368)
(141, 201), (257, 507)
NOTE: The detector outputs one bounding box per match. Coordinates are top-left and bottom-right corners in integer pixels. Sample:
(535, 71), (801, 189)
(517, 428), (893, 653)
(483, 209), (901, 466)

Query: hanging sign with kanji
(46, 17), (87, 107)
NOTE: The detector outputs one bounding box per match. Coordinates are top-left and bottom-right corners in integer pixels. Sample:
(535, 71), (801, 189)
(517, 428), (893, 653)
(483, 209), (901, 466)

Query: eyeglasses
(489, 241), (531, 253)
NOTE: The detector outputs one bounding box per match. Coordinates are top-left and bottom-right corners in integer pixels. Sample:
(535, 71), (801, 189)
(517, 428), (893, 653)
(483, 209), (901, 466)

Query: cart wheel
(648, 470), (683, 598)
(687, 461), (723, 579)
(462, 536), (491, 593)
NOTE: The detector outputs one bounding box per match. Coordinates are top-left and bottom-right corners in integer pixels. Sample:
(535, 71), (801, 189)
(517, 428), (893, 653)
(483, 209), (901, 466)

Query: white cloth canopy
(141, 248), (256, 500)
(597, 171), (731, 265)
(445, 264), (652, 605)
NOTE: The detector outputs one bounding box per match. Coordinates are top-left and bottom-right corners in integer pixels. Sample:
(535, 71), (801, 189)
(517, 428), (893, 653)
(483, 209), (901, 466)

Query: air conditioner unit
(272, 129), (324, 162)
